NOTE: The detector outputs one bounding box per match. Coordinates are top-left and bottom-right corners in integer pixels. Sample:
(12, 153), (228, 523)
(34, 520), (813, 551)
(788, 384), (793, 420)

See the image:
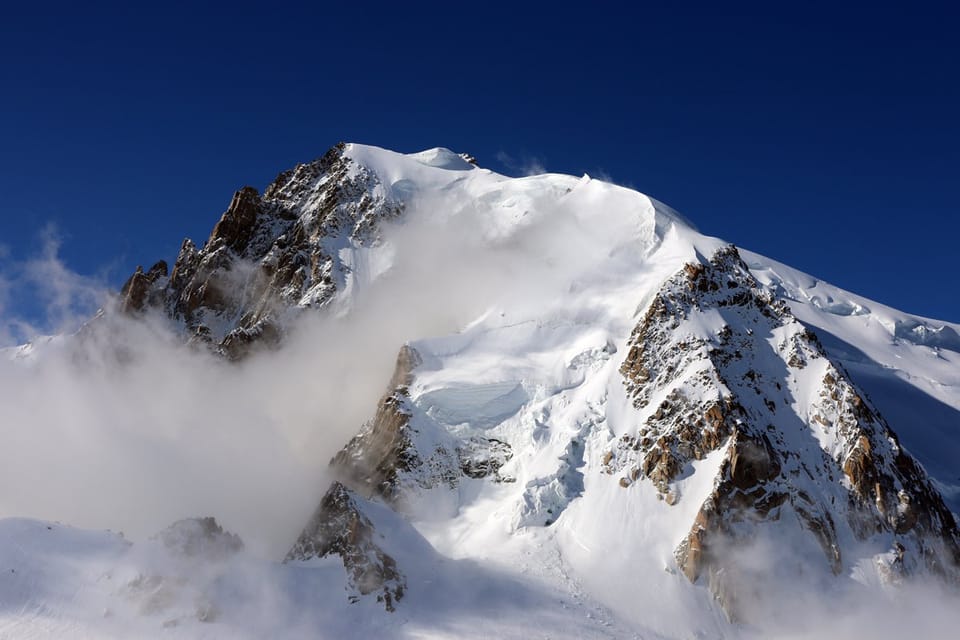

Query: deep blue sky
(1, 2), (958, 340)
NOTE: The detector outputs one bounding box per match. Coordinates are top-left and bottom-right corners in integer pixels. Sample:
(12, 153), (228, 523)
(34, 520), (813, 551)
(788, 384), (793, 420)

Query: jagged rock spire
(116, 142), (401, 358)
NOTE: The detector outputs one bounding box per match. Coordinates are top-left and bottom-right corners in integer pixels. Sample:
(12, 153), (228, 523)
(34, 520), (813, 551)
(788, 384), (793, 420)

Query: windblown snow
(1, 144), (958, 639)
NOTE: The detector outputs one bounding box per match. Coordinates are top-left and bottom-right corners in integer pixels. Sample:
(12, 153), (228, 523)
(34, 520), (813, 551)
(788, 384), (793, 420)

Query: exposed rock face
(119, 143), (402, 358)
(330, 346), (428, 502)
(119, 260), (168, 313)
(330, 345), (514, 504)
(287, 345), (514, 610)
(285, 482), (405, 612)
(458, 437), (514, 480)
(616, 245), (960, 620)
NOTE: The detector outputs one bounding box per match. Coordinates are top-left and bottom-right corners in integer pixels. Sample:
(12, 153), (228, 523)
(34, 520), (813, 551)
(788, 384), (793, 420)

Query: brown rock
(119, 260), (167, 313)
(209, 186), (263, 254)
(285, 482), (405, 611)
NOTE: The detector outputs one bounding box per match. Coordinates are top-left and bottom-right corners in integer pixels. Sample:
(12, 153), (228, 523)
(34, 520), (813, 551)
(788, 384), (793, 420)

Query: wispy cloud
(0, 274), (11, 346)
(0, 224), (108, 345)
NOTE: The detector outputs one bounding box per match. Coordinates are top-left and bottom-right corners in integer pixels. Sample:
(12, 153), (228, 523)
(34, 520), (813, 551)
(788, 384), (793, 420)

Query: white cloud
(0, 274), (11, 346)
(0, 225), (109, 346)
(23, 224), (108, 332)
(0, 186), (653, 559)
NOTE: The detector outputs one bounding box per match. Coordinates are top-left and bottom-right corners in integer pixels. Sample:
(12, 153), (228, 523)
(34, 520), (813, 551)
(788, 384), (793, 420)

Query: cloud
(23, 224), (108, 330)
(0, 225), (109, 346)
(673, 525), (960, 640)
(0, 245), (15, 345)
(0, 312), (332, 558)
(0, 275), (11, 346)
(0, 181), (662, 561)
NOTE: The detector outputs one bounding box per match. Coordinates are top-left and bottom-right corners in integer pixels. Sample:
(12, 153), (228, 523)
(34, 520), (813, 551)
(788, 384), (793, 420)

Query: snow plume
(0, 183), (663, 561)
(363, 178), (665, 317)
(495, 149), (547, 176)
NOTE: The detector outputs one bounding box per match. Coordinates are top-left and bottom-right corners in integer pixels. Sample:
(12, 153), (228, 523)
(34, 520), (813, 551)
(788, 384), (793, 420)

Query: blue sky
(1, 1), (957, 341)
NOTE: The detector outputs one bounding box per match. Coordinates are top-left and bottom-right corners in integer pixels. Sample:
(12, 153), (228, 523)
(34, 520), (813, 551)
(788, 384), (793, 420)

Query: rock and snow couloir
(5, 143), (960, 638)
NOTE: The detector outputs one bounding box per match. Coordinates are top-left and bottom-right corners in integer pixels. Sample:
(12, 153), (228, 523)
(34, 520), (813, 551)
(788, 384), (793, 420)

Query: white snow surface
(2, 143), (959, 638)
(742, 250), (960, 508)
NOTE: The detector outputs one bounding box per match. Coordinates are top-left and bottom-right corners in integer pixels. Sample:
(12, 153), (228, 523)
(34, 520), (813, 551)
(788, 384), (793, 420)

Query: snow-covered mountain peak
(399, 146), (477, 170)
(111, 142), (699, 357)
(4, 143), (960, 638)
(345, 141), (692, 234)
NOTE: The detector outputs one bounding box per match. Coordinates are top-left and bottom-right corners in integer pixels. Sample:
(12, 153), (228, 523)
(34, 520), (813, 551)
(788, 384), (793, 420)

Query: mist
(0, 185), (654, 559)
(741, 578), (960, 640)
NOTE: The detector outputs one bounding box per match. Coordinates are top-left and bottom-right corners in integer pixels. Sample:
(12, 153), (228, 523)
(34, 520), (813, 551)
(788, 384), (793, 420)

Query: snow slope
(0, 516), (632, 640)
(745, 251), (960, 511)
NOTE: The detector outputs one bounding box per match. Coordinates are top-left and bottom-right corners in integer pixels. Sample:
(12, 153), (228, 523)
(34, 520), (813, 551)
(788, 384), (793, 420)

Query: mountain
(3, 143), (959, 638)
(116, 142), (406, 358)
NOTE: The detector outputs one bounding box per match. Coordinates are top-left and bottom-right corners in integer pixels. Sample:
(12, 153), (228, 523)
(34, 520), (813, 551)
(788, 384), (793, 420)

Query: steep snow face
(6, 143), (960, 639)
(617, 247), (958, 620)
(743, 251), (960, 512)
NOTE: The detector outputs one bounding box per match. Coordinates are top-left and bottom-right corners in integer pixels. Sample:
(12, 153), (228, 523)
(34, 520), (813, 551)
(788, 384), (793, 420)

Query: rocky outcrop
(458, 437), (514, 481)
(209, 187), (263, 254)
(285, 482), (405, 612)
(118, 143), (403, 357)
(616, 245), (960, 620)
(154, 517), (243, 561)
(286, 343), (516, 609)
(119, 260), (168, 313)
(330, 346), (430, 502)
(330, 345), (514, 504)
(122, 517), (243, 626)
